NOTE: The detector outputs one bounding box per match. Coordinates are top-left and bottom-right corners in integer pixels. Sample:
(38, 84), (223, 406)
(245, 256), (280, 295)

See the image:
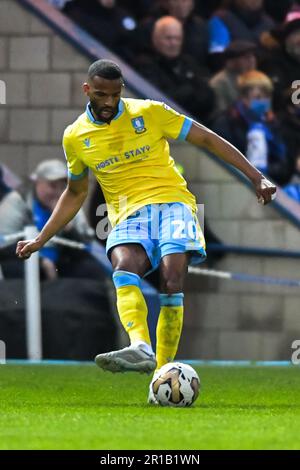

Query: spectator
(261, 12), (300, 111)
(279, 87), (300, 201)
(134, 16), (215, 123)
(46, 0), (72, 9)
(134, 0), (209, 65)
(194, 0), (225, 19)
(118, 0), (163, 20)
(165, 0), (209, 64)
(264, 0), (294, 23)
(210, 40), (257, 113)
(63, 0), (137, 61)
(209, 0), (274, 54)
(0, 160), (103, 280)
(0, 164), (21, 203)
(283, 159), (300, 203)
(212, 70), (290, 185)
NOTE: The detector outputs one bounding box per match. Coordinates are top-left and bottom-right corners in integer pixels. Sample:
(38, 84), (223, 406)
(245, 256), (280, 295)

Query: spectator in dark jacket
(64, 0), (137, 61)
(264, 0), (294, 23)
(210, 40), (257, 113)
(261, 12), (300, 111)
(212, 70), (290, 185)
(209, 0), (274, 54)
(134, 16), (215, 123)
(279, 86), (300, 201)
(133, 0), (209, 66)
(165, 0), (209, 64)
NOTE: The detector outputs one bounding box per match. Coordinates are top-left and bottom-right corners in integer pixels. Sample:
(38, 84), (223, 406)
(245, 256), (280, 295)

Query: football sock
(112, 270), (152, 349)
(155, 293), (184, 370)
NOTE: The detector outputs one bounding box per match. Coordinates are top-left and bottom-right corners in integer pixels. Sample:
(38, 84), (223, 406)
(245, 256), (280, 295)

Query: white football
(150, 362), (200, 407)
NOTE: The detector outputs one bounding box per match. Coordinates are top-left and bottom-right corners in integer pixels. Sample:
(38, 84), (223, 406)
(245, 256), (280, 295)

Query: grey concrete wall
(0, 0), (299, 360)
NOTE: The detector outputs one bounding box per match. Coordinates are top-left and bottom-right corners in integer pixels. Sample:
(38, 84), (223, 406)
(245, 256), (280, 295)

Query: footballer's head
(83, 59), (124, 123)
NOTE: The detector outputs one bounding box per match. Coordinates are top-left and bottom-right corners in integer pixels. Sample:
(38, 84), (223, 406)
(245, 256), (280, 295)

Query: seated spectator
(0, 160), (104, 281)
(194, 0), (225, 19)
(134, 16), (215, 123)
(118, 0), (161, 20)
(165, 0), (209, 64)
(210, 40), (257, 113)
(209, 0), (274, 54)
(63, 0), (137, 61)
(134, 0), (209, 65)
(261, 12), (300, 111)
(212, 70), (291, 185)
(279, 87), (300, 201)
(264, 0), (294, 23)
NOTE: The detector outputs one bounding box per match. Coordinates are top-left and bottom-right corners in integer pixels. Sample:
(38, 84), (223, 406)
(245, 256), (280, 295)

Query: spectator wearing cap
(0, 160), (103, 281)
(261, 11), (300, 110)
(212, 70), (290, 185)
(210, 40), (257, 113)
(134, 16), (215, 124)
(63, 0), (137, 62)
(209, 0), (274, 55)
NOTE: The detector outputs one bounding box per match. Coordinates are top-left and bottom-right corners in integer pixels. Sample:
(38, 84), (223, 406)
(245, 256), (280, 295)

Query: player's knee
(113, 262), (138, 274)
(161, 277), (183, 294)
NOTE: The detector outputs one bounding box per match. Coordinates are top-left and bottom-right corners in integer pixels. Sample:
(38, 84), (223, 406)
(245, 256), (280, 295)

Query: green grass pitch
(0, 364), (299, 450)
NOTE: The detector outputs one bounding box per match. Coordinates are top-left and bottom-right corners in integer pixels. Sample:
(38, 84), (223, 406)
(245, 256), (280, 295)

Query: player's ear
(82, 82), (90, 96)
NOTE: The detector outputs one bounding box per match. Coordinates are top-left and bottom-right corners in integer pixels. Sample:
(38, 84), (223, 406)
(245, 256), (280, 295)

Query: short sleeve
(150, 101), (193, 141)
(63, 128), (88, 180)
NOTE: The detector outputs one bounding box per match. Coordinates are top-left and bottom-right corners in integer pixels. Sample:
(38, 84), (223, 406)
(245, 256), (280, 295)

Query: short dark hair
(88, 59), (123, 81)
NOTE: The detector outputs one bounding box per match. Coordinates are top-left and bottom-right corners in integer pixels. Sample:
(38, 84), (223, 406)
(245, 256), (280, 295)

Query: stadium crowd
(49, 0), (300, 203)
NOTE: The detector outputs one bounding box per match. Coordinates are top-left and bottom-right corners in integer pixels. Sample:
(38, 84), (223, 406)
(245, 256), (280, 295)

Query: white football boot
(95, 344), (157, 374)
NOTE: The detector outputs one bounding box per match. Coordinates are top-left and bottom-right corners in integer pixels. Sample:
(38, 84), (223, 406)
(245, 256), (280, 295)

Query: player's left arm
(186, 120), (276, 205)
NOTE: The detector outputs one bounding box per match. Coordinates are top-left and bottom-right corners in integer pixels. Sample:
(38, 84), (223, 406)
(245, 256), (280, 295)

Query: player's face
(83, 76), (123, 122)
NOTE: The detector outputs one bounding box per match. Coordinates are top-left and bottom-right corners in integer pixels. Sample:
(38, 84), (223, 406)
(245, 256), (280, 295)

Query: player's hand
(253, 176), (277, 206)
(16, 239), (42, 260)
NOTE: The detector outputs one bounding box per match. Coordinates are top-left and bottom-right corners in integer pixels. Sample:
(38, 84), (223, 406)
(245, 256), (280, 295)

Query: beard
(90, 100), (118, 122)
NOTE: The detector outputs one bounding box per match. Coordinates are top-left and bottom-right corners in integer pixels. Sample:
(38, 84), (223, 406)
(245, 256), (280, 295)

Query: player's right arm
(16, 127), (89, 260)
(16, 175), (89, 259)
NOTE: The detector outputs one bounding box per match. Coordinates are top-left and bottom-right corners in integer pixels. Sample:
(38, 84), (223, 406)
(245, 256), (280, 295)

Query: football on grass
(151, 362), (200, 407)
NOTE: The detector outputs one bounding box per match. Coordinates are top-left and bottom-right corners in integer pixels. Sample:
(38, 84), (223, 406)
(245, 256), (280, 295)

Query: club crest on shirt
(131, 116), (146, 134)
(83, 138), (91, 148)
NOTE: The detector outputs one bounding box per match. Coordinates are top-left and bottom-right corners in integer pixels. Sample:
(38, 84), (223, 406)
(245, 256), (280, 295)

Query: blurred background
(0, 0), (299, 362)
